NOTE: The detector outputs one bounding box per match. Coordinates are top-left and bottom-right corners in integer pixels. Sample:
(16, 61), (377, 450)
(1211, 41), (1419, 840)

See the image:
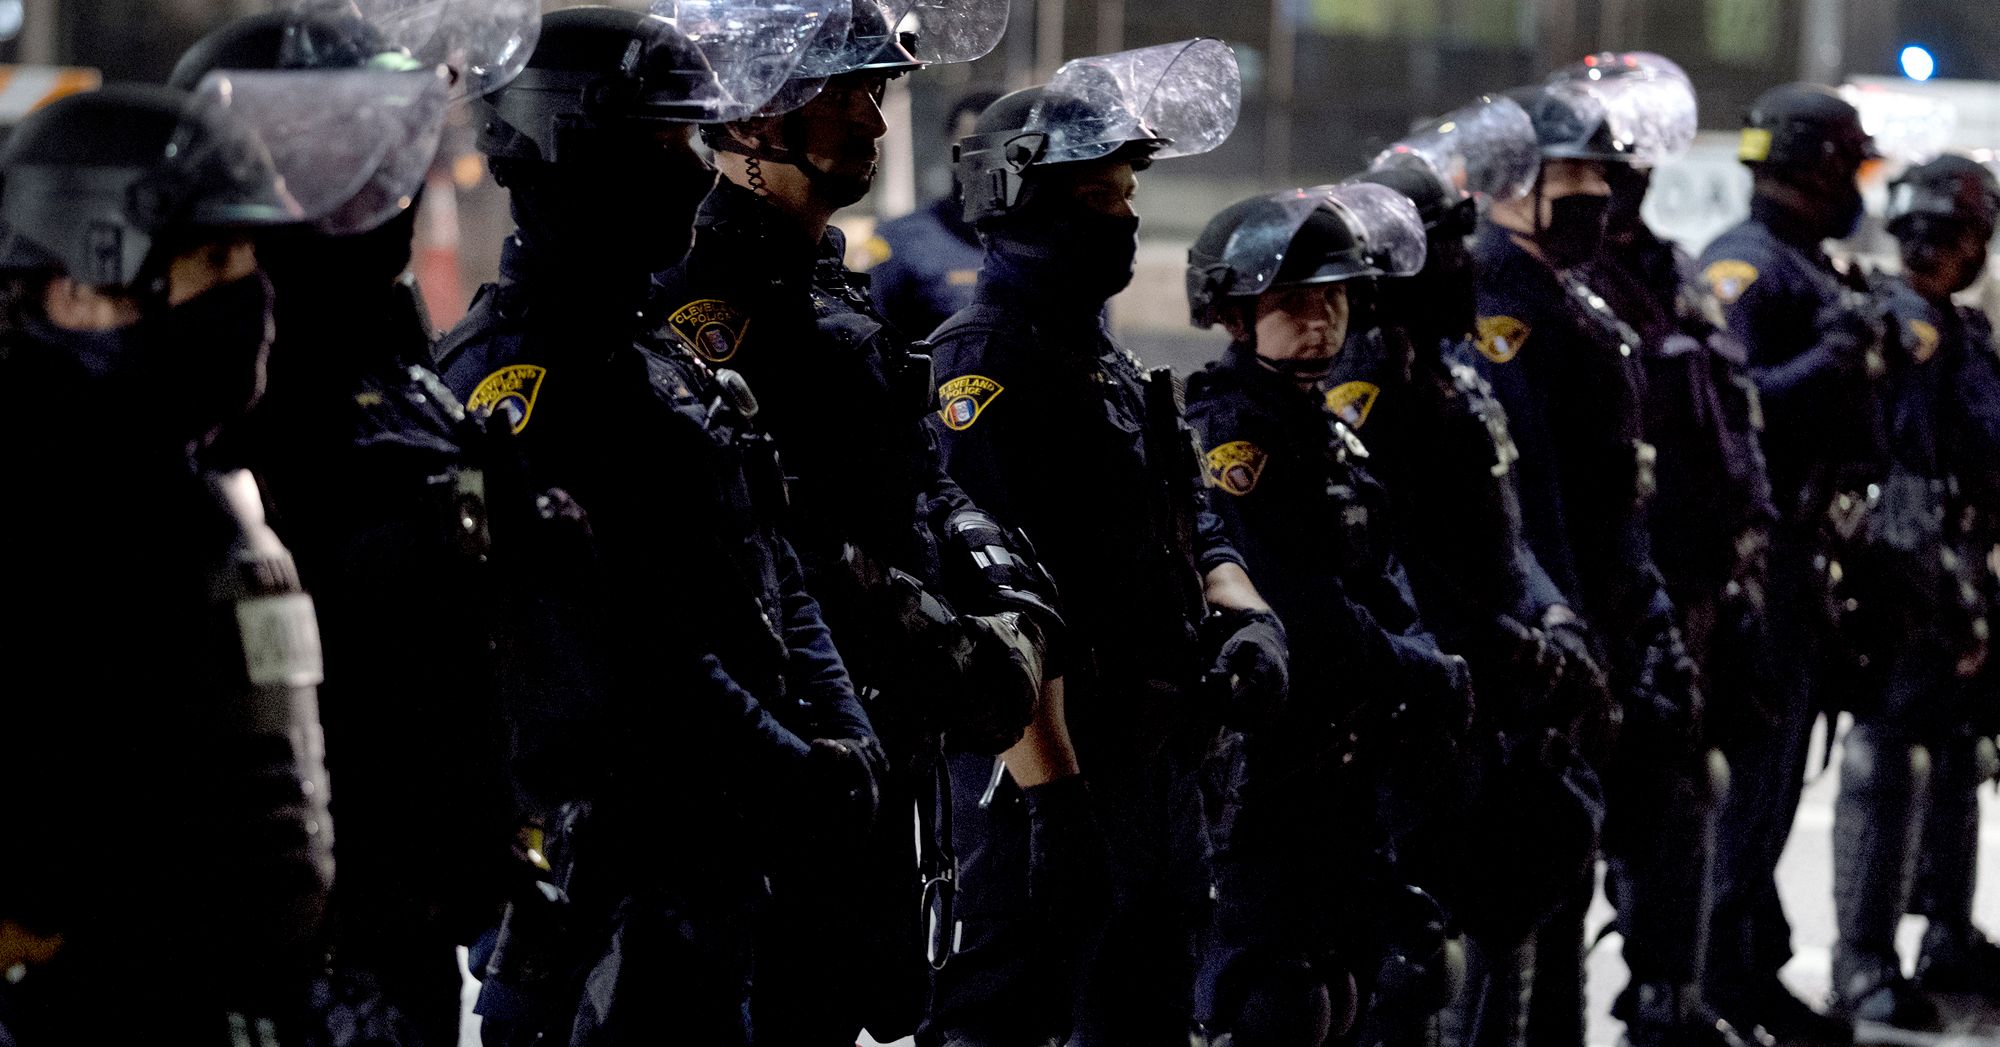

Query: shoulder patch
(467, 364), (547, 435)
(862, 235), (892, 268)
(1205, 440), (1270, 496)
(1703, 260), (1760, 305)
(938, 374), (1003, 430)
(666, 299), (751, 364)
(1325, 380), (1381, 428)
(947, 268), (979, 287)
(1906, 318), (1941, 364)
(1475, 316), (1530, 364)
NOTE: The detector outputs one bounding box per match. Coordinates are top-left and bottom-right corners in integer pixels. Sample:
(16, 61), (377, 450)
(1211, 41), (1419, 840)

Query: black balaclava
(982, 178), (1142, 310)
(1377, 229), (1476, 362)
(19, 271), (275, 449)
(1603, 164), (1653, 246)
(500, 128), (719, 300)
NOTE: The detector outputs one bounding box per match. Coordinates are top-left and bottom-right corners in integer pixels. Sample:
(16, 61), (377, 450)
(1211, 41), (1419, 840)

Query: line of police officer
(4, 2), (2000, 1046)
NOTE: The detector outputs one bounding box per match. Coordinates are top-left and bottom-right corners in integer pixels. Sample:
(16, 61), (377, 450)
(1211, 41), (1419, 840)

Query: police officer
(930, 42), (1290, 1046)
(866, 88), (1001, 335)
(1824, 154), (2000, 1026)
(169, 12), (524, 1040)
(431, 8), (885, 1043)
(0, 82), (369, 1044)
(1544, 54), (1802, 1047)
(1182, 183), (1477, 1047)
(1340, 96), (1610, 1047)
(1470, 82), (1724, 1047)
(1695, 84), (1888, 1038)
(650, 4), (1060, 1043)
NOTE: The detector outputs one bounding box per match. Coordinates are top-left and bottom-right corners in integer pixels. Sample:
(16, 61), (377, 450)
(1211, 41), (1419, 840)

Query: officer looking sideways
(1339, 99), (1610, 1047)
(1697, 83), (1892, 1042)
(433, 8), (881, 1042)
(653, 2), (1062, 1042)
(1471, 80), (1721, 1047)
(928, 40), (1289, 1047)
(0, 80), (416, 1045)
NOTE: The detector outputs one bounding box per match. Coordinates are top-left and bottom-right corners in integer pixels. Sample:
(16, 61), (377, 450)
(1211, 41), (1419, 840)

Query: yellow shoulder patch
(1703, 260), (1760, 306)
(1475, 316), (1530, 364)
(666, 299), (751, 364)
(1907, 318), (1942, 364)
(938, 374), (1003, 430)
(947, 268), (979, 287)
(467, 364), (547, 435)
(862, 235), (892, 268)
(1205, 440), (1270, 496)
(1325, 380), (1381, 429)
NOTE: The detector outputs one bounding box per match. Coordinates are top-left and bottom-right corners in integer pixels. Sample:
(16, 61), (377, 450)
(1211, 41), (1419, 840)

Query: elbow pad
(941, 508), (1065, 632)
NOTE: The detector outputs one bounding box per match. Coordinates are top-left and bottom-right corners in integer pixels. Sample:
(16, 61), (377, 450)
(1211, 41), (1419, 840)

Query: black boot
(1617, 982), (1754, 1047)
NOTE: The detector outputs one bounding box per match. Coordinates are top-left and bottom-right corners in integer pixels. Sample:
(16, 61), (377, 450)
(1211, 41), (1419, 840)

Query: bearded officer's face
(794, 71), (891, 206)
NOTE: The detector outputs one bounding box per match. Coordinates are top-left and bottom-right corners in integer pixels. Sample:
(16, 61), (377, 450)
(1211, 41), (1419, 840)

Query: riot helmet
(956, 39), (1240, 225)
(1740, 82), (1874, 173)
(169, 11), (450, 240)
(1888, 154), (2000, 296)
(1546, 51), (1697, 167)
(716, 0), (1009, 117)
(1887, 153), (2000, 241)
(275, 0), (540, 101)
(1508, 82), (1635, 164)
(0, 82), (414, 290)
(1187, 187), (1412, 329)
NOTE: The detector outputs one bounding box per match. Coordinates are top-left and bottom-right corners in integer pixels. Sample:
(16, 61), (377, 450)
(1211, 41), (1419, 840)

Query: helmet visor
(1374, 94), (1539, 202)
(1029, 39), (1240, 166)
(278, 0), (541, 100)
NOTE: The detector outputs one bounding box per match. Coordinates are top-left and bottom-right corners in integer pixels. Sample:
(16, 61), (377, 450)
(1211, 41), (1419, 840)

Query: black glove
(1542, 613), (1615, 741)
(953, 610), (1046, 755)
(805, 736), (886, 840)
(1814, 293), (1886, 373)
(1490, 614), (1564, 716)
(1023, 774), (1109, 928)
(1629, 624), (1703, 762)
(1202, 607), (1291, 729)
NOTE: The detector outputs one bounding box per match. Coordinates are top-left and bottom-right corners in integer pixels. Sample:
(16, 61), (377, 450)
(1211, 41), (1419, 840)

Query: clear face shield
(277, 0), (541, 100)
(1317, 183), (1429, 277)
(1373, 94), (1541, 204)
(752, 0), (1008, 115)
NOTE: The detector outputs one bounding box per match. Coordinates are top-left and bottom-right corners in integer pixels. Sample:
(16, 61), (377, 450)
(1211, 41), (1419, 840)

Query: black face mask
(1604, 167), (1651, 243)
(21, 272), (274, 445)
(1537, 193), (1609, 268)
(513, 133), (718, 277)
(1827, 182), (1866, 241)
(992, 207), (1142, 303)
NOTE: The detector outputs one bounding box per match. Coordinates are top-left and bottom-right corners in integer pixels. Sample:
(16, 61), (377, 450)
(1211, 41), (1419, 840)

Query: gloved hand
(1491, 613), (1564, 713)
(1815, 293), (1887, 374)
(1425, 652), (1477, 742)
(1541, 610), (1615, 739)
(954, 610), (1046, 755)
(804, 736), (886, 839)
(1023, 774), (1110, 929)
(1202, 607), (1291, 730)
(1629, 624), (1703, 762)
